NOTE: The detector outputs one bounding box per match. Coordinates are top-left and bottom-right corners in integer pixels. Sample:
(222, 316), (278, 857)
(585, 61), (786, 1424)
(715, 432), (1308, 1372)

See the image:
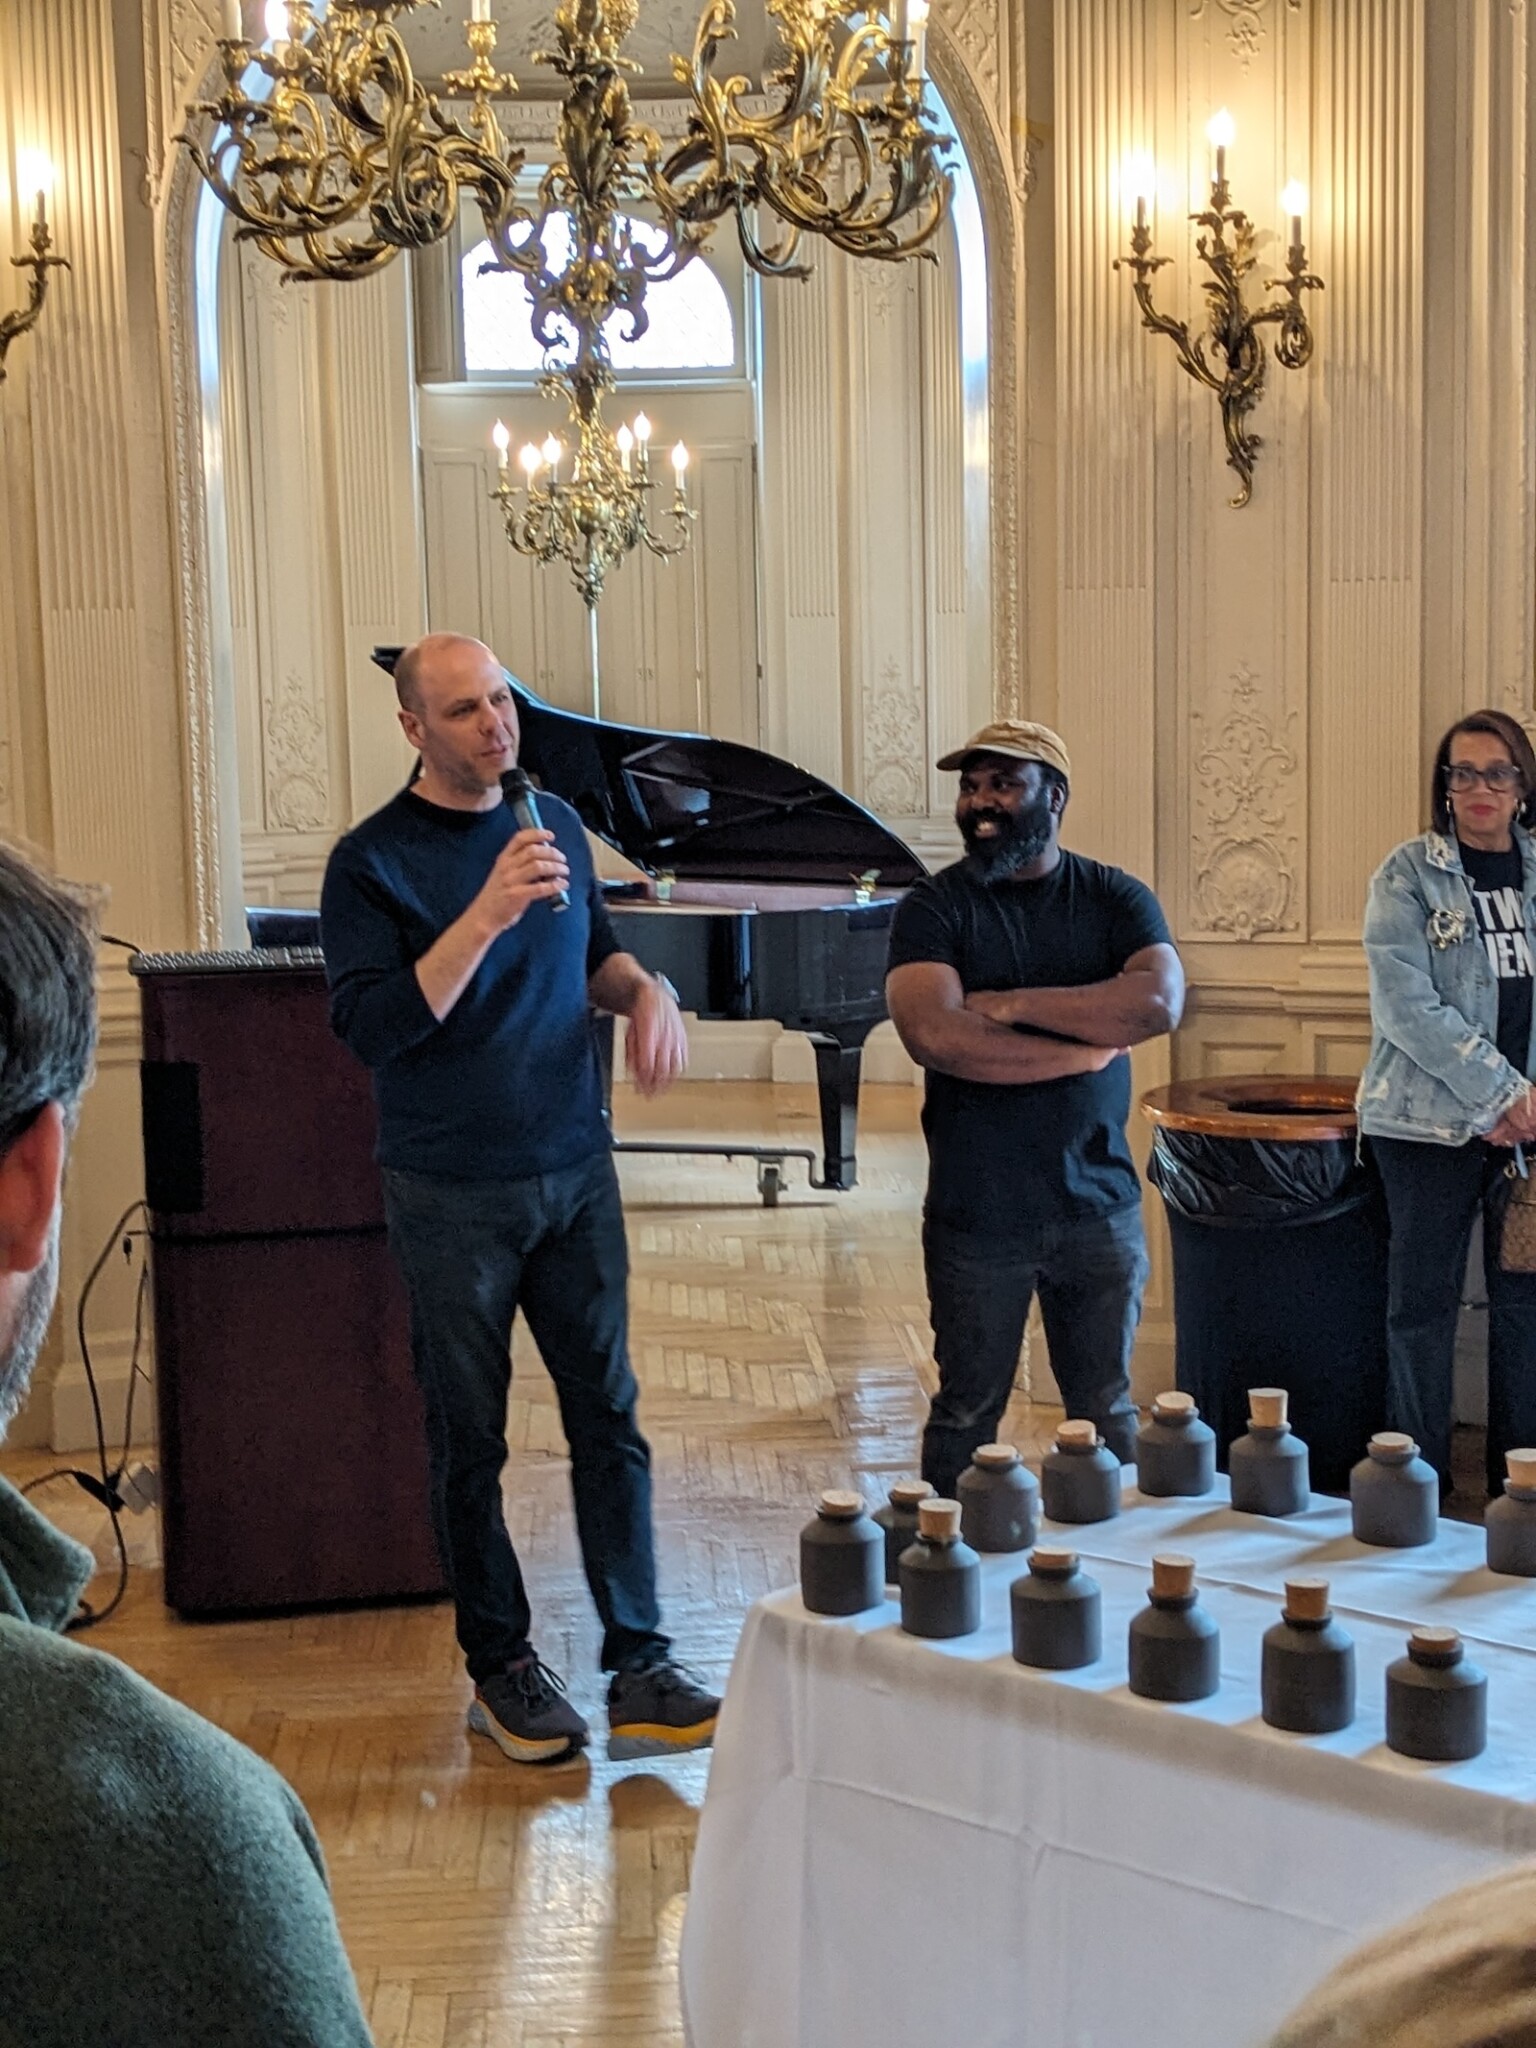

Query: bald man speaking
(321, 634), (719, 1768)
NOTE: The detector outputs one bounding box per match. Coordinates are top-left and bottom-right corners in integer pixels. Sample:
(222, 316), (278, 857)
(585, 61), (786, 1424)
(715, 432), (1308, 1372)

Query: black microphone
(501, 767), (570, 913)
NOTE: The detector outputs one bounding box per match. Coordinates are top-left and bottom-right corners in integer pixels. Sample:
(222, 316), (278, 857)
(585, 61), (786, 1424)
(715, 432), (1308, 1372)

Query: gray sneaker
(468, 1655), (590, 1765)
(606, 1660), (721, 1761)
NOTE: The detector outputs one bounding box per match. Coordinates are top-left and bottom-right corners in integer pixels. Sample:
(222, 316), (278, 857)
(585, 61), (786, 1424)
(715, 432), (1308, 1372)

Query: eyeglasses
(1445, 762), (1524, 793)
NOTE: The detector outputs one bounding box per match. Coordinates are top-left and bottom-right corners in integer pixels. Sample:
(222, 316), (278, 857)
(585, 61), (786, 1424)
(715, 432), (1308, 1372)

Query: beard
(0, 1217), (60, 1438)
(959, 795), (1055, 884)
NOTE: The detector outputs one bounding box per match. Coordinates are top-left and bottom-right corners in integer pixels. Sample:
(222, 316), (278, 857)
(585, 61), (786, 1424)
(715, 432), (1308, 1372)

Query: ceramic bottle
(1135, 1393), (1217, 1499)
(1350, 1432), (1438, 1548)
(874, 1479), (934, 1588)
(1260, 1578), (1355, 1734)
(1010, 1547), (1101, 1670)
(799, 1490), (885, 1616)
(1040, 1419), (1122, 1525)
(1229, 1388), (1311, 1518)
(1128, 1553), (1221, 1702)
(1485, 1449), (1536, 1578)
(898, 1498), (982, 1639)
(957, 1443), (1040, 1554)
(1385, 1628), (1488, 1762)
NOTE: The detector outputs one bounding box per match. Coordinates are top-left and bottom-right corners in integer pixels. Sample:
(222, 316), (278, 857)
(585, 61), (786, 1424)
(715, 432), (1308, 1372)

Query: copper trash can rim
(1139, 1075), (1359, 1143)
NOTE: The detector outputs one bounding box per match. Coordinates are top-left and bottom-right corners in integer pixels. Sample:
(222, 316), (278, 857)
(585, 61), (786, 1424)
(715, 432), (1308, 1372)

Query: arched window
(462, 213), (737, 375)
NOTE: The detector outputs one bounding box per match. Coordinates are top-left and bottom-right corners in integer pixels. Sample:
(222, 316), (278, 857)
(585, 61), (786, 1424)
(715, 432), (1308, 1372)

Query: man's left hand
(626, 978), (688, 1098)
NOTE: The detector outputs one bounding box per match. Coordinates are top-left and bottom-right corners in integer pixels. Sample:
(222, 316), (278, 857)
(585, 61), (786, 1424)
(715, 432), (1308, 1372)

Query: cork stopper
(1055, 1419), (1099, 1451)
(1249, 1388), (1289, 1430)
(918, 1498), (962, 1543)
(972, 1442), (1020, 1472)
(1030, 1545), (1078, 1577)
(818, 1489), (865, 1520)
(1408, 1625), (1462, 1664)
(1283, 1577), (1330, 1623)
(1506, 1450), (1536, 1492)
(1151, 1552), (1196, 1600)
(890, 1478), (935, 1510)
(1151, 1391), (1196, 1422)
(1369, 1431), (1418, 1462)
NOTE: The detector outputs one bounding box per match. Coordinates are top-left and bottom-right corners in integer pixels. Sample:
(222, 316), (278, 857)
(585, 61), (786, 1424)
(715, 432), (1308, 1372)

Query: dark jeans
(382, 1150), (669, 1682)
(1373, 1135), (1536, 1495)
(921, 1203), (1147, 1498)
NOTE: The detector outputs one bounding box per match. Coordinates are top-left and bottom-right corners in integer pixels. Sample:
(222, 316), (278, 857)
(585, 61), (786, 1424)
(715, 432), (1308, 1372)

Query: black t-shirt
(887, 850), (1172, 1232)
(1460, 840), (1533, 1074)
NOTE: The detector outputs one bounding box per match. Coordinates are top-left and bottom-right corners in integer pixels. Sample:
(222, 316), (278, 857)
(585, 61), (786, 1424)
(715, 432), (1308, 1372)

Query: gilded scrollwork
(1190, 662), (1300, 940)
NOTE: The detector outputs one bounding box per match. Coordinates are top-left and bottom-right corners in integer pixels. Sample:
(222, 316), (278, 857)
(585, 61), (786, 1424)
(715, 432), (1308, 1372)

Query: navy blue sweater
(321, 786), (621, 1179)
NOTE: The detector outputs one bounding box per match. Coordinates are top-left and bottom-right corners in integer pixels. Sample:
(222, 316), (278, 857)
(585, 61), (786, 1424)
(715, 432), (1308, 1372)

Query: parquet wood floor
(1, 1081), (1063, 2047)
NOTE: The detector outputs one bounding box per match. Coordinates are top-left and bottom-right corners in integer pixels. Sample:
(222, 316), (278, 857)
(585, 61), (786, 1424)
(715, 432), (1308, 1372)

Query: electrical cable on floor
(21, 1198), (151, 1632)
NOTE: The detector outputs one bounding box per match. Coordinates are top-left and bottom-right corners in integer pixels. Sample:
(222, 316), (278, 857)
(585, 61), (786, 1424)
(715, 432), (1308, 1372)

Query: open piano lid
(372, 649), (928, 889)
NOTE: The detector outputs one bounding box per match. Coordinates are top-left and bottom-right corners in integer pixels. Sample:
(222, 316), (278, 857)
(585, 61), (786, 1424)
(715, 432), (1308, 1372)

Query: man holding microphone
(321, 632), (719, 1766)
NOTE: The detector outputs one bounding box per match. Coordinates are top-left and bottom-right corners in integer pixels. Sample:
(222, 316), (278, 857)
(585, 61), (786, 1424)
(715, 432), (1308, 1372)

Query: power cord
(21, 1199), (153, 1631)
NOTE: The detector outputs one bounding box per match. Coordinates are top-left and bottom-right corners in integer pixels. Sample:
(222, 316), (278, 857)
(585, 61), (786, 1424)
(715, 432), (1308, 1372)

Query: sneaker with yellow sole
(606, 1660), (721, 1762)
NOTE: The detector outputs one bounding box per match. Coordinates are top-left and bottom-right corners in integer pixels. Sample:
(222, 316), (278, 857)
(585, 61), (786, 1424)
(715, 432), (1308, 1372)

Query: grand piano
(367, 650), (930, 1195)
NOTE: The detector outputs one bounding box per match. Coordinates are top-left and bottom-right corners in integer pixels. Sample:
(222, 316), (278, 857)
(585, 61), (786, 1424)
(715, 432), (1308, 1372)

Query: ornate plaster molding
(1190, 663), (1301, 940)
(1191, 0), (1304, 71)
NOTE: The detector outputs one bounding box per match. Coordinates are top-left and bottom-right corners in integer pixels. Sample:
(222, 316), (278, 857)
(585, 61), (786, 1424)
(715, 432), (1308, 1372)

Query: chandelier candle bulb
(671, 442), (689, 489)
(874, 1479), (933, 1587)
(1261, 1579), (1355, 1735)
(799, 1491), (885, 1617)
(1229, 1387), (1310, 1517)
(1485, 1449), (1536, 1576)
(1128, 1553), (1221, 1703)
(1385, 1628), (1488, 1763)
(957, 1442), (1040, 1553)
(518, 442), (541, 479)
(264, 0), (289, 52)
(1350, 1432), (1438, 1548)
(898, 1498), (981, 1639)
(616, 424), (633, 472)
(1135, 1391), (1217, 1498)
(1010, 1548), (1102, 1671)
(1041, 1419), (1122, 1525)
(223, 0), (241, 41)
(492, 419), (509, 471)
(470, 0), (491, 19)
(907, 0), (929, 83)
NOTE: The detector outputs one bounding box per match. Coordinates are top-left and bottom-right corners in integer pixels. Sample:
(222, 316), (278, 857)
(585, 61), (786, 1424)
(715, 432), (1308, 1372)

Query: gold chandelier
(180, 0), (952, 608)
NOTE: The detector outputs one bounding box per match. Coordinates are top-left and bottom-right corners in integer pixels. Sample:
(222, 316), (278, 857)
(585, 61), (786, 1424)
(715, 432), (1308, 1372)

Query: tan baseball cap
(935, 720), (1072, 781)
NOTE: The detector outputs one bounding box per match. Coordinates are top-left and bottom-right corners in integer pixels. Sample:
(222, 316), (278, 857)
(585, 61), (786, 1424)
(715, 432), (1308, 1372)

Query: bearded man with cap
(885, 721), (1184, 1495)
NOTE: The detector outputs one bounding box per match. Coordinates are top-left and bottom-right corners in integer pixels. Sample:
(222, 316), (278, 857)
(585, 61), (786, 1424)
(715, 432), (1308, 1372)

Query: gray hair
(0, 840), (98, 1155)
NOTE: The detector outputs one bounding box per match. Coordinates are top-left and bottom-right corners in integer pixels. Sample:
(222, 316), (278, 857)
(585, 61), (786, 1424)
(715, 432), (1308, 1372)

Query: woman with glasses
(1359, 709), (1536, 1496)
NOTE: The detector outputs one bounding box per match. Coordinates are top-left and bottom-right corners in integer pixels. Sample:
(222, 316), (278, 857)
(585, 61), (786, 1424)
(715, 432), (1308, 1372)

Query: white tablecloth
(679, 1480), (1536, 2048)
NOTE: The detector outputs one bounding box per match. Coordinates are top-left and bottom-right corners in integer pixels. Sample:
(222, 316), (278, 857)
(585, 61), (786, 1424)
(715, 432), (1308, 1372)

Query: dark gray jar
(958, 1443), (1040, 1553)
(800, 1490), (885, 1616)
(1385, 1628), (1487, 1762)
(1136, 1393), (1217, 1499)
(1128, 1553), (1220, 1702)
(874, 1479), (934, 1588)
(899, 1498), (982, 1639)
(1041, 1419), (1122, 1525)
(1229, 1387), (1311, 1518)
(1350, 1432), (1438, 1548)
(1010, 1547), (1101, 1670)
(1486, 1449), (1536, 1578)
(1261, 1578), (1355, 1734)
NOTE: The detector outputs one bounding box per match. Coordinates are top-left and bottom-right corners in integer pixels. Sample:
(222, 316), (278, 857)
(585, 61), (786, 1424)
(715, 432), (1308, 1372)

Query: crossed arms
(885, 943), (1185, 1085)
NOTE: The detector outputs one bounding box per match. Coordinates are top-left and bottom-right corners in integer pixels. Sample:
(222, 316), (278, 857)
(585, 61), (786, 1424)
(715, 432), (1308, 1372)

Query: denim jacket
(1357, 829), (1536, 1145)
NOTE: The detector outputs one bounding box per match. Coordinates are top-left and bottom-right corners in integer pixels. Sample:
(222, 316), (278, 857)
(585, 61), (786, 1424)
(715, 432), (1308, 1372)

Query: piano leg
(806, 1031), (871, 1192)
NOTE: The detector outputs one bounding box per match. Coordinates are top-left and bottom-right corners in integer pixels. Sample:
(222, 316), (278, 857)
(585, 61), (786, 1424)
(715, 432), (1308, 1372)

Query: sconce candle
(471, 0), (492, 19)
(1281, 180), (1307, 260)
(223, 0), (242, 40)
(1207, 107), (1235, 194)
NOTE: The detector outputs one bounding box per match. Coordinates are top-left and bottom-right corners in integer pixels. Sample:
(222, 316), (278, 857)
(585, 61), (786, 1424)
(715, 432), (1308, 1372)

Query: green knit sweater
(0, 1478), (374, 2046)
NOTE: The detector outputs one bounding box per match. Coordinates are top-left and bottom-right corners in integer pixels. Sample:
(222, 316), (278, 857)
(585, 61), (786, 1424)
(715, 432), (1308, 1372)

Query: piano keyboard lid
(372, 649), (928, 890)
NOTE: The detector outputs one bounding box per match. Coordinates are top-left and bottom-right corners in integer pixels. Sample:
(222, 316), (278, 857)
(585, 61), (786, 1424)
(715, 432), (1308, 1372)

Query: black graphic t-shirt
(1460, 840), (1533, 1074)
(886, 850), (1172, 1233)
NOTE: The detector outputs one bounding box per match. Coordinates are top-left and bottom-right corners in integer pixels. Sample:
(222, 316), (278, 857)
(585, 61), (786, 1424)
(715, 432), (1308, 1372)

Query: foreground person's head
(0, 842), (97, 1436)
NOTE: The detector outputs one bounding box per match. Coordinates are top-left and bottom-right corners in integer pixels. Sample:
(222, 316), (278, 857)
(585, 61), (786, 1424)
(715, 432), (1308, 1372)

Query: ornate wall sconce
(1, 157), (68, 385)
(1114, 113), (1322, 507)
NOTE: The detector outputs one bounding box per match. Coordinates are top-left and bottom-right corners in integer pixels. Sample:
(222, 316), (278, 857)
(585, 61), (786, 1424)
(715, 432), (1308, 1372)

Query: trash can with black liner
(1140, 1077), (1389, 1493)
